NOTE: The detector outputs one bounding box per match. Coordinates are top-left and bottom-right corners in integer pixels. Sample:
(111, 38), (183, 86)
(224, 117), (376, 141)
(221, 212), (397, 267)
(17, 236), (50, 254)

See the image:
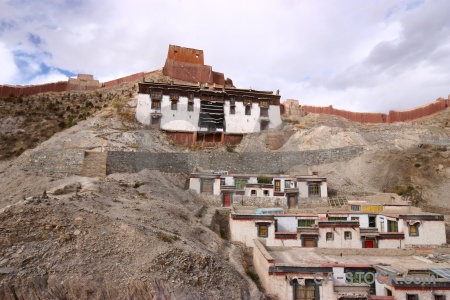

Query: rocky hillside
(0, 83), (449, 298)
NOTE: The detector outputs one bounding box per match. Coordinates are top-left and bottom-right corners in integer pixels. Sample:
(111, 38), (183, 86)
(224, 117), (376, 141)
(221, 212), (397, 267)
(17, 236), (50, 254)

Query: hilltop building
(135, 45), (282, 145)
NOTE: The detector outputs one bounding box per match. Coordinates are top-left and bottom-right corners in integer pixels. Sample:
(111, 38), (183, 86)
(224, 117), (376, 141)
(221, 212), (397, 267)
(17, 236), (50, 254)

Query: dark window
(171, 101), (177, 110)
(326, 232), (333, 240)
(259, 100), (269, 107)
(151, 116), (160, 126)
(251, 190), (256, 196)
(151, 100), (161, 109)
(150, 90), (162, 100)
(434, 295), (445, 300)
(257, 224), (268, 237)
(170, 91), (179, 101)
(220, 178), (225, 186)
(409, 223), (419, 236)
(245, 105), (251, 115)
(230, 106), (235, 114)
(260, 122), (268, 131)
(229, 97), (236, 105)
(388, 220), (398, 232)
(344, 231), (352, 240)
(188, 101), (194, 112)
(260, 107), (269, 117)
(369, 216), (376, 228)
(188, 92), (194, 101)
(285, 180), (291, 188)
(406, 295), (418, 300)
(308, 183), (320, 197)
(200, 179), (214, 194)
(351, 205), (361, 211)
(263, 190), (269, 196)
(298, 219), (315, 227)
(295, 279), (318, 300)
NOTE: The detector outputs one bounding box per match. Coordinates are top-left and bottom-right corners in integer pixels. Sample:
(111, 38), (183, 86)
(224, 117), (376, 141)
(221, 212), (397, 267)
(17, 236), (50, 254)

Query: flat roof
(263, 246), (450, 273)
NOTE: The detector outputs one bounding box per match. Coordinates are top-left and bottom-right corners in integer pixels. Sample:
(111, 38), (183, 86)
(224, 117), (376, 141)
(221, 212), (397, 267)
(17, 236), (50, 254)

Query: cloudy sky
(1, 0), (449, 112)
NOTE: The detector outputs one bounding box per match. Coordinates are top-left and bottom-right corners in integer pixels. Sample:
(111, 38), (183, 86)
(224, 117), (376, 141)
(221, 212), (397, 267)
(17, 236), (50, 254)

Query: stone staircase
(80, 151), (107, 177)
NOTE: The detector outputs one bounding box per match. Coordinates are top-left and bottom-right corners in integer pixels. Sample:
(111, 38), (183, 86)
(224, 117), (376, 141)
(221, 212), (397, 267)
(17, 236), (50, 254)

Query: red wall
(167, 45), (204, 65)
(163, 59), (213, 84)
(301, 105), (387, 123)
(0, 81), (69, 97)
(387, 99), (449, 123)
(165, 131), (195, 145)
(103, 72), (147, 88)
(298, 99), (449, 123)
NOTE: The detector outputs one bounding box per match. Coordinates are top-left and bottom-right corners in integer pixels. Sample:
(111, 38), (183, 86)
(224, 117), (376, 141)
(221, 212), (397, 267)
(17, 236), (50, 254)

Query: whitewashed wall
(403, 220), (446, 247)
(136, 94), (152, 125)
(318, 226), (362, 248)
(230, 219), (274, 247)
(160, 96), (200, 131)
(275, 216), (298, 232)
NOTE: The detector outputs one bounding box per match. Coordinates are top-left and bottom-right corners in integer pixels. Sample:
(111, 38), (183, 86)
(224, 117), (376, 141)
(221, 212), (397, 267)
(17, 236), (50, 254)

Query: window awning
(407, 220), (422, 225)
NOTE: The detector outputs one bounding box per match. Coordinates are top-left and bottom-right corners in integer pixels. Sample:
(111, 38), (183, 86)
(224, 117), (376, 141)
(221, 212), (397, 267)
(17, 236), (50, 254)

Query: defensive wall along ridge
(0, 72), (150, 98)
(283, 97), (450, 124)
(25, 146), (364, 175)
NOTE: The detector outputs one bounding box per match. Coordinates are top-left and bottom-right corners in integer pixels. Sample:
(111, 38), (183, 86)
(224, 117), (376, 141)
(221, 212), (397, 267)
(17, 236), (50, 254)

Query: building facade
(135, 82), (282, 144)
(189, 171), (328, 208)
(230, 209), (447, 249)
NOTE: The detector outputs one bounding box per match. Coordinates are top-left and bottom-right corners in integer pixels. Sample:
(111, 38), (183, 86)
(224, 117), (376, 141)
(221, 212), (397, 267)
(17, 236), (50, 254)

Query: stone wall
(421, 136), (450, 147)
(25, 149), (85, 174)
(106, 146), (363, 175)
(24, 146), (363, 176)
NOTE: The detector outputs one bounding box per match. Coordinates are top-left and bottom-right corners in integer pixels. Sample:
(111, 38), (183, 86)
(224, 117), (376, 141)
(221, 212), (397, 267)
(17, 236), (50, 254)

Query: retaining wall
(25, 149), (85, 174)
(106, 146), (364, 175)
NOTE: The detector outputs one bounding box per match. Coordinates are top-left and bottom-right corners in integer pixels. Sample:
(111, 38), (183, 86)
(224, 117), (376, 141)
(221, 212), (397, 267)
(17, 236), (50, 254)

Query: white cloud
(0, 0), (449, 112)
(0, 42), (19, 84)
(27, 69), (68, 85)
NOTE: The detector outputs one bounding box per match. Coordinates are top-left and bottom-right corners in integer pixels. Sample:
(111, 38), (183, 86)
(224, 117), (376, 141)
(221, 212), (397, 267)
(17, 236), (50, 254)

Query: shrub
(226, 145), (236, 153)
(414, 163), (421, 168)
(257, 176), (272, 184)
(112, 96), (128, 113)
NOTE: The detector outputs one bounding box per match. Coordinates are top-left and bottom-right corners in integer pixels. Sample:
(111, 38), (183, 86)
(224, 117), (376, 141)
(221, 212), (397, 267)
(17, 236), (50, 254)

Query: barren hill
(1, 82), (450, 298)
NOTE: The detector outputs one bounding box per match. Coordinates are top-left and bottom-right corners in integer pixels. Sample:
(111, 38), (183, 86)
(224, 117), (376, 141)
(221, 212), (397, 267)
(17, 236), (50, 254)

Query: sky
(0, 0), (449, 113)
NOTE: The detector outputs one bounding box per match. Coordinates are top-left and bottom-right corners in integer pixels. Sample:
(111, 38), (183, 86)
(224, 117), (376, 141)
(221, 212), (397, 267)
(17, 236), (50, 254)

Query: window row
(325, 231), (352, 240)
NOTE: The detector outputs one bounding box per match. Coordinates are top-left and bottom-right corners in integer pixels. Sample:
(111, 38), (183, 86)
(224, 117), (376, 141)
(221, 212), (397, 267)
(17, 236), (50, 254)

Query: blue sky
(1, 0), (449, 113)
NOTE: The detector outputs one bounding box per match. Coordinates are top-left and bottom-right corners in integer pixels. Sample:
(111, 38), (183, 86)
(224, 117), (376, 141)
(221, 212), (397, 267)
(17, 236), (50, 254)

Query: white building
(253, 241), (450, 300)
(189, 171), (328, 208)
(229, 208), (447, 249)
(135, 82), (283, 145)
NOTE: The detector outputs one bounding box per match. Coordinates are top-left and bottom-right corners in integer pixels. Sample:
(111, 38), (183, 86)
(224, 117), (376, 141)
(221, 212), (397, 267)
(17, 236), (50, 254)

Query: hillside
(1, 82), (450, 298)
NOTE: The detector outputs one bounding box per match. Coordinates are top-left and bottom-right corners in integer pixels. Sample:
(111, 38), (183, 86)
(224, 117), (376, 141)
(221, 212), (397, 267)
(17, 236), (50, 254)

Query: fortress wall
(286, 98), (450, 124)
(301, 105), (387, 123)
(387, 98), (449, 123)
(162, 59), (213, 84)
(0, 81), (69, 97)
(103, 72), (147, 88)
